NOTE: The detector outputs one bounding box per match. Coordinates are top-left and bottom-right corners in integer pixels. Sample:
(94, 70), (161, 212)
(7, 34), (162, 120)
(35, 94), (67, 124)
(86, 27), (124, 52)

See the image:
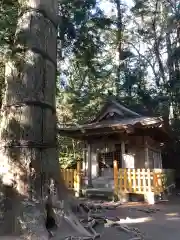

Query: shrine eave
(57, 116), (170, 141)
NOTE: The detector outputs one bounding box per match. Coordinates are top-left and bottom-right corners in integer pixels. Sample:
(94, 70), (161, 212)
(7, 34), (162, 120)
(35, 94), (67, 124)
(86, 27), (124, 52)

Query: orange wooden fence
(60, 160), (174, 199)
(60, 169), (76, 189)
(60, 161), (81, 197)
(113, 160), (175, 198)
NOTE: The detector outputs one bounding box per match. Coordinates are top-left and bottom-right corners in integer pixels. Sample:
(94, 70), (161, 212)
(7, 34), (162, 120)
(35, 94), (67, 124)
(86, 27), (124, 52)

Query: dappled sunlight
(0, 152), (10, 174)
(105, 216), (154, 228)
(118, 217), (154, 224)
(166, 217), (180, 221)
(140, 117), (162, 126)
(166, 212), (179, 217)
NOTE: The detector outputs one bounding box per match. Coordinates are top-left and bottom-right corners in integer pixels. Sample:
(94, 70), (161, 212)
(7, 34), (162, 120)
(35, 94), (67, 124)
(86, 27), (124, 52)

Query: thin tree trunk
(0, 0), (59, 237)
(152, 0), (166, 84)
(115, 0), (123, 96)
(0, 61), (5, 108)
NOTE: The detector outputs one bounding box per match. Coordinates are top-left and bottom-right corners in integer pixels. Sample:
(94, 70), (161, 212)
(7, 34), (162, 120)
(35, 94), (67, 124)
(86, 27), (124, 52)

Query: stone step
(91, 177), (114, 189)
(84, 188), (114, 198)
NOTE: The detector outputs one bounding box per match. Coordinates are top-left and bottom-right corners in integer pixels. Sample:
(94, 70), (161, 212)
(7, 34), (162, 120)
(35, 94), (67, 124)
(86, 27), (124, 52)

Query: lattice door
(100, 151), (122, 168)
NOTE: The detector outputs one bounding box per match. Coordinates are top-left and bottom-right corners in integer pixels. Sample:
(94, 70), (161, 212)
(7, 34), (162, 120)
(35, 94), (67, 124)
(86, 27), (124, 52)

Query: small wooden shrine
(58, 97), (172, 203)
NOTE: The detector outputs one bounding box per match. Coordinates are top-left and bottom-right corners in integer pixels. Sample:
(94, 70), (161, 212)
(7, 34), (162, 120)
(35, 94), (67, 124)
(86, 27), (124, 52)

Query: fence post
(113, 160), (119, 201)
(153, 170), (157, 194)
(75, 160), (81, 197)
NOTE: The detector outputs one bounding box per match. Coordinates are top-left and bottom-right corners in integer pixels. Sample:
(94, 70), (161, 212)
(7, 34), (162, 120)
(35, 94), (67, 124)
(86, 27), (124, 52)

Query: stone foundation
(144, 192), (155, 204)
(117, 192), (128, 203)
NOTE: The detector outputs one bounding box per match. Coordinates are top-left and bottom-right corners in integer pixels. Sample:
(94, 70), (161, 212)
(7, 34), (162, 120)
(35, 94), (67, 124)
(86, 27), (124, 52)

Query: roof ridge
(110, 99), (141, 117)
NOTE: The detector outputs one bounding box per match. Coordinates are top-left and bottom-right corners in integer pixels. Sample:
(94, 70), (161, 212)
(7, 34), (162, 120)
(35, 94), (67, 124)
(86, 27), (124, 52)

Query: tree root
(1, 189), (122, 239)
(17, 200), (49, 240)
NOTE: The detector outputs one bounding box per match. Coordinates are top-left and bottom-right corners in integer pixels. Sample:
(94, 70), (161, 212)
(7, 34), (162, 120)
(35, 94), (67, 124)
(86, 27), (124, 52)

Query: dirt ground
(91, 194), (180, 240)
(3, 195), (180, 240)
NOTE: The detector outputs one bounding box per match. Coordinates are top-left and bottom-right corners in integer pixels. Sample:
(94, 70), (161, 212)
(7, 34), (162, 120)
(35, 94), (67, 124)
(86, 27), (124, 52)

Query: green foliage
(56, 0), (180, 166)
(57, 0), (148, 165)
(2, 0), (180, 166)
(0, 0), (19, 107)
(0, 0), (19, 54)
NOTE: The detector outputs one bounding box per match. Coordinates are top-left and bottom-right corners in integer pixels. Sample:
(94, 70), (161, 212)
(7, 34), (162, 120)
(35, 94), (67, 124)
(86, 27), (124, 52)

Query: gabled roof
(57, 97), (169, 140)
(58, 116), (163, 131)
(88, 98), (141, 124)
(57, 94), (172, 143)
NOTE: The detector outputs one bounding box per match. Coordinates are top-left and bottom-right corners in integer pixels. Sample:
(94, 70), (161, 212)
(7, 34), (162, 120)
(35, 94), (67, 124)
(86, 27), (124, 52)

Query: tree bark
(115, 0), (123, 96)
(0, 0), (60, 238)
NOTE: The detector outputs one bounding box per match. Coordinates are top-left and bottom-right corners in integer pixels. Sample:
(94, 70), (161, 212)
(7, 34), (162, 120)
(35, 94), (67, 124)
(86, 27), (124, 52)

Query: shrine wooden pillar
(121, 141), (125, 168)
(87, 143), (92, 187)
(144, 137), (149, 168)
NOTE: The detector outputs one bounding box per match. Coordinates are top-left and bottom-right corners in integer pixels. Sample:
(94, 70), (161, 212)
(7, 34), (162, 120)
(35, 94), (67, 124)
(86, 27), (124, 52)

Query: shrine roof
(57, 97), (169, 141)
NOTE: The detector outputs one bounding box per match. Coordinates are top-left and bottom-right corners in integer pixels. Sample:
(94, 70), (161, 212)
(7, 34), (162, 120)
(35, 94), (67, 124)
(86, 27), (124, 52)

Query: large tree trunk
(0, 0), (76, 238)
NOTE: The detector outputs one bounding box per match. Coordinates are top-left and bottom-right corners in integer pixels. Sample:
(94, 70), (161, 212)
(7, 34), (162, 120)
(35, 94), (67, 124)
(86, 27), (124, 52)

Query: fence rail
(118, 169), (154, 194)
(60, 160), (175, 201)
(60, 161), (82, 197)
(115, 168), (175, 195)
(60, 169), (76, 190)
